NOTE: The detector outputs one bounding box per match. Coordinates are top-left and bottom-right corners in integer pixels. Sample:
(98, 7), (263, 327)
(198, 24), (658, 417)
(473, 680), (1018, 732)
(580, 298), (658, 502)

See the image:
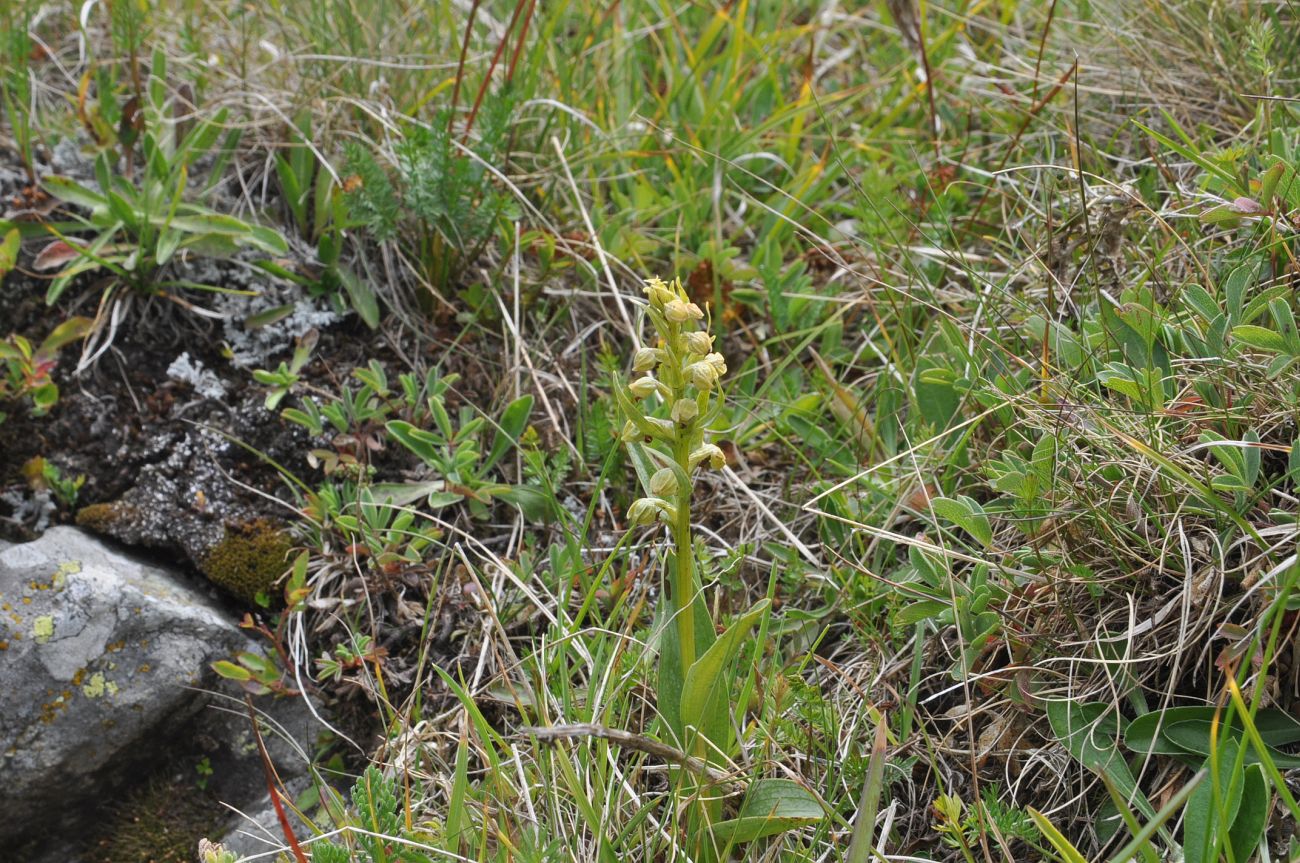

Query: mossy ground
(89, 770), (220, 863)
(198, 521), (293, 605)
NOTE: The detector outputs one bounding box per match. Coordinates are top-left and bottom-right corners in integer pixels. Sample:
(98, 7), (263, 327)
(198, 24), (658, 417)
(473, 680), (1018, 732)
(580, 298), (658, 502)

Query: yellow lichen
(82, 671), (107, 698)
(198, 520), (293, 604)
(32, 615), (54, 644)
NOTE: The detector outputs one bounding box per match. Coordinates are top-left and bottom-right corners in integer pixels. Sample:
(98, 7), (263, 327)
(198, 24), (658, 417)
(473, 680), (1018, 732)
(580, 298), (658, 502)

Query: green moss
(199, 520), (292, 604)
(75, 501), (132, 532)
(92, 774), (220, 863)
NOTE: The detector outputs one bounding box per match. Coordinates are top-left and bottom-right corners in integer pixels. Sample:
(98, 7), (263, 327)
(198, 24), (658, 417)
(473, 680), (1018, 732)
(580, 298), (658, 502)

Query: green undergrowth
(7, 1), (1300, 862)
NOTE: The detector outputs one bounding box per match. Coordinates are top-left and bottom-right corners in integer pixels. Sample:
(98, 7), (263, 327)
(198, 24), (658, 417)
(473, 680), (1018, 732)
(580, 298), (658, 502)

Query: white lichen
(166, 353), (228, 400)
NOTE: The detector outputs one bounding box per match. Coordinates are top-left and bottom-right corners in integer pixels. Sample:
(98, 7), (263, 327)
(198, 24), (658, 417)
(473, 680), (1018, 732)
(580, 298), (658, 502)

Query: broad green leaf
(914, 359), (960, 429)
(1098, 368), (1145, 403)
(1130, 706), (1300, 748)
(624, 440), (657, 499)
(680, 599), (770, 749)
(1184, 738), (1241, 863)
(35, 317), (92, 356)
(490, 483), (554, 522)
(1181, 284), (1222, 323)
(211, 660), (252, 681)
(1259, 159), (1286, 203)
(1227, 764), (1268, 863)
(709, 779), (823, 844)
(387, 420), (442, 465)
(245, 304), (295, 329)
(425, 491), (464, 509)
(1210, 475), (1253, 494)
(930, 496), (993, 548)
(847, 718), (889, 863)
(155, 228), (182, 265)
(368, 480), (447, 506)
(43, 175), (108, 209)
(1165, 720), (1300, 768)
(1231, 324), (1289, 354)
(894, 599), (948, 627)
(336, 265), (379, 328)
(484, 395), (534, 472)
(656, 591), (717, 742)
(0, 228), (18, 281)
(1048, 700), (1155, 820)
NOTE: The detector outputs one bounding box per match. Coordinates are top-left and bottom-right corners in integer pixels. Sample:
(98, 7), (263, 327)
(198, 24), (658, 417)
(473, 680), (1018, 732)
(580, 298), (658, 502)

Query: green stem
(672, 435), (696, 677)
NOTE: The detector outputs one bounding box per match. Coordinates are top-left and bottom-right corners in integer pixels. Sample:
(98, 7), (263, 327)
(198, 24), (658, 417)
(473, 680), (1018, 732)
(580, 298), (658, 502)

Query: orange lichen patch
(0, 642), (8, 650)
(40, 690), (74, 723)
(72, 668), (87, 686)
(137, 664), (151, 673)
(106, 641), (126, 652)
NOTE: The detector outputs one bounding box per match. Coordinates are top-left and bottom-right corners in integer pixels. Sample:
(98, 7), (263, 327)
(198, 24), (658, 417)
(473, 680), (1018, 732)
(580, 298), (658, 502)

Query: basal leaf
(709, 778), (823, 845)
(484, 395), (534, 472)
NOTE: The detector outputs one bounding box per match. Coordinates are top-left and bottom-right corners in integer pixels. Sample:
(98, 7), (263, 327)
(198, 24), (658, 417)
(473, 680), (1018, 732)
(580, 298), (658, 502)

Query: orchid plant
(614, 276), (822, 858)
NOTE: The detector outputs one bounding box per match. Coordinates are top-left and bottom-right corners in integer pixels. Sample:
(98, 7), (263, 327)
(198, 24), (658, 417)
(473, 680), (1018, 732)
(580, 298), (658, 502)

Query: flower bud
(662, 299), (690, 322)
(628, 375), (659, 399)
(689, 443), (727, 470)
(627, 496), (676, 526)
(687, 361), (719, 391)
(671, 398), (698, 424)
(627, 498), (660, 526)
(649, 467), (678, 497)
(643, 277), (676, 307)
(644, 416), (677, 440)
(619, 419), (640, 442)
(704, 352), (728, 377)
(684, 331), (713, 354)
(632, 347), (661, 372)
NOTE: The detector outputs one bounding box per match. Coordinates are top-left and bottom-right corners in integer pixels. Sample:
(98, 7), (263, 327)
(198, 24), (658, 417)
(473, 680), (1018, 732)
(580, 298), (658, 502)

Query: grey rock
(217, 775), (314, 860)
(0, 527), (247, 844)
